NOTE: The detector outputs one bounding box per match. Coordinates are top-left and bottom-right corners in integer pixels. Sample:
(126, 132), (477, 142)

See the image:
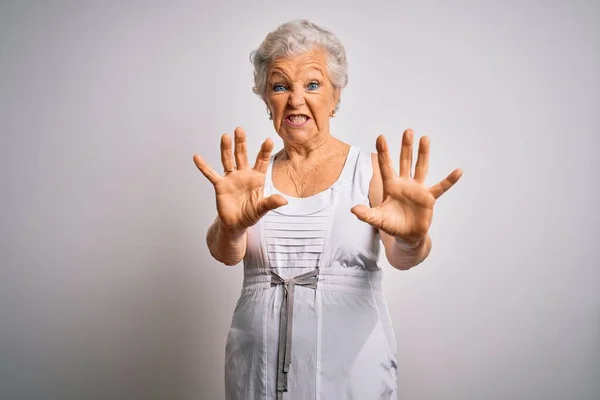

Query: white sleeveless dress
(224, 146), (398, 399)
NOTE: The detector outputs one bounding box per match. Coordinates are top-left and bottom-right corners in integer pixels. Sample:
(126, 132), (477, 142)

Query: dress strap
(337, 146), (359, 185)
(264, 154), (276, 195)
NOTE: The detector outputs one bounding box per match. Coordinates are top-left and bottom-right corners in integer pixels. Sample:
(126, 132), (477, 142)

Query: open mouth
(285, 114), (310, 127)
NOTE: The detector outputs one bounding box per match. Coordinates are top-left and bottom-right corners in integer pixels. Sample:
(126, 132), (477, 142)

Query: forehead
(268, 48), (328, 77)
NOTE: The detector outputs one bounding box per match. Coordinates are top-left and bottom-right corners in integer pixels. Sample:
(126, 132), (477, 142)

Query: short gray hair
(250, 19), (348, 112)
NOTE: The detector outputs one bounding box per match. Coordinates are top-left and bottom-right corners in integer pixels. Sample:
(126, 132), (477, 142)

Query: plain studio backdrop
(1, 1), (598, 399)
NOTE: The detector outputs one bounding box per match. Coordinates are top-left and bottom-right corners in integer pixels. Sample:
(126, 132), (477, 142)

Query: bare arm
(368, 152), (432, 270)
(194, 127), (287, 267)
(206, 216), (247, 266)
(353, 131), (461, 270)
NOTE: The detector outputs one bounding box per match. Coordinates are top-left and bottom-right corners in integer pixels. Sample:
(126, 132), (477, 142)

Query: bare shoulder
(368, 152), (383, 208)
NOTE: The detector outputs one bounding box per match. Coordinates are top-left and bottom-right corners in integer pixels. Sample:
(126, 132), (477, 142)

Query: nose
(287, 86), (305, 108)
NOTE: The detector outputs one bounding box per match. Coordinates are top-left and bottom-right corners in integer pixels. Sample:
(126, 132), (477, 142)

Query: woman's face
(265, 48), (340, 145)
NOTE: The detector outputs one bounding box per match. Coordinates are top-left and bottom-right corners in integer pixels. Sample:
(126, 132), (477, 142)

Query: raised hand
(193, 127), (288, 230)
(351, 129), (462, 245)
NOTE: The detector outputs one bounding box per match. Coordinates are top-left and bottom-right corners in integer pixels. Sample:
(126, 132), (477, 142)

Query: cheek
(268, 96), (287, 113)
(312, 98), (332, 117)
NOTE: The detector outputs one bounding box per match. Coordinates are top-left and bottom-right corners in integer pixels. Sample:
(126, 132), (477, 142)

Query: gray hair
(250, 19), (348, 112)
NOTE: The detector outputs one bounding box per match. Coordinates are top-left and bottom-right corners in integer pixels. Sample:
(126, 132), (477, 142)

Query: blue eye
(307, 82), (320, 90)
(273, 84), (286, 92)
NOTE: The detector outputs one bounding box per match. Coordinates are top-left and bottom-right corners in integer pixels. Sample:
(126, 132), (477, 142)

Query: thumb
(257, 194), (288, 218)
(350, 204), (372, 223)
(351, 204), (383, 229)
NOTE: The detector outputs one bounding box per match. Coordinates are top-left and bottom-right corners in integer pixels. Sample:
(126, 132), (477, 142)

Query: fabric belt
(270, 269), (319, 400)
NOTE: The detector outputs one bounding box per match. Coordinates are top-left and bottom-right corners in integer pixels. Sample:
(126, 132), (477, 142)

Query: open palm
(193, 127), (287, 230)
(352, 129), (462, 243)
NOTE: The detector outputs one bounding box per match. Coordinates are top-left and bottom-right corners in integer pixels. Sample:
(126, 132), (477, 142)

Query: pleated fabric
(225, 146), (398, 400)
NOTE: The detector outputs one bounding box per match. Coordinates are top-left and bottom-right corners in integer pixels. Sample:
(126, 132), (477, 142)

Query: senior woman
(193, 19), (461, 400)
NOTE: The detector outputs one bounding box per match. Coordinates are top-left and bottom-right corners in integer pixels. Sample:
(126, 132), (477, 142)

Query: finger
(253, 138), (274, 174)
(350, 204), (384, 229)
(256, 194), (288, 218)
(413, 135), (430, 183)
(376, 135), (396, 181)
(350, 204), (372, 223)
(399, 129), (414, 178)
(220, 133), (235, 173)
(234, 127), (249, 170)
(193, 154), (221, 185)
(429, 168), (463, 199)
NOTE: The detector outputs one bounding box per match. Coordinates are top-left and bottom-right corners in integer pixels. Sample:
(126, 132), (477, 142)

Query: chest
(248, 173), (381, 272)
(271, 156), (346, 198)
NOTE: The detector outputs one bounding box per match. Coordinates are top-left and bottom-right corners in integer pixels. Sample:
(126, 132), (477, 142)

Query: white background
(1, 0), (598, 399)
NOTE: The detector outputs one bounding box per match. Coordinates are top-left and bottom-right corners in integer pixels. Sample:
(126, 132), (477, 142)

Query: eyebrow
(268, 69), (324, 85)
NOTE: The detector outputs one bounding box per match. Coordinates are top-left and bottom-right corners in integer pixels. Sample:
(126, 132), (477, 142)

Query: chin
(278, 128), (314, 143)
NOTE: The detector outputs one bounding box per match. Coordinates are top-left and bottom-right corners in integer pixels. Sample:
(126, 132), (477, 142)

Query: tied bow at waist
(270, 269), (319, 400)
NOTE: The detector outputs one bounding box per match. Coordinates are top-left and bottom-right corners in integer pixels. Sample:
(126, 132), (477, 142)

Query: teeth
(289, 115), (307, 124)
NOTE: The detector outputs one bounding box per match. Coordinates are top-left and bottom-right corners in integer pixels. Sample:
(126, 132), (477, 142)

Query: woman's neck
(278, 135), (341, 167)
